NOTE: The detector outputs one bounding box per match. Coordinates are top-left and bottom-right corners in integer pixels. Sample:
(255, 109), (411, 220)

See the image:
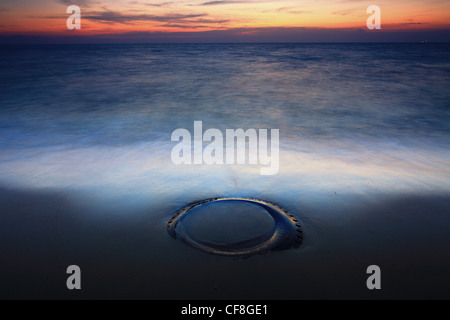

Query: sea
(0, 43), (449, 299)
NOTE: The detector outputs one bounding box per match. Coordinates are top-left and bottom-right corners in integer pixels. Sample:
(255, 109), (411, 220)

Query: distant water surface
(0, 43), (449, 299)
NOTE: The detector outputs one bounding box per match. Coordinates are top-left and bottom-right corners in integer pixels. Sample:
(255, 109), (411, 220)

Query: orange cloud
(0, 0), (448, 36)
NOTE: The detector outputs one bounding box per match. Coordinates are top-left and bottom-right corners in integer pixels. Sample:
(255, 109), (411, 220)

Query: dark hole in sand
(167, 198), (303, 257)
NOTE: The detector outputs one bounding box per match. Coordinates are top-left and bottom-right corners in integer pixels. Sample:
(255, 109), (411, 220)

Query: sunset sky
(0, 0), (449, 42)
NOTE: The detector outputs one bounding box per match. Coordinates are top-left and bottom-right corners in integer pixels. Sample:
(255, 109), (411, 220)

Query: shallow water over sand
(0, 43), (449, 298)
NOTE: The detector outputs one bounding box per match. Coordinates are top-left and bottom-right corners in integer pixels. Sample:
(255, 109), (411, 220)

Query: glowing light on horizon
(0, 0), (449, 35)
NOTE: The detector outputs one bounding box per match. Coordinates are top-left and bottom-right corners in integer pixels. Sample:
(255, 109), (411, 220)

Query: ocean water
(0, 43), (449, 299)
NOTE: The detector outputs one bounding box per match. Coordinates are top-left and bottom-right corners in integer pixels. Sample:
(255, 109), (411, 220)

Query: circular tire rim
(167, 197), (303, 257)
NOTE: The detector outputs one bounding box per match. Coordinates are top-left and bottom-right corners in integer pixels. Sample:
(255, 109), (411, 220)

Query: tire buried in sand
(167, 198), (303, 257)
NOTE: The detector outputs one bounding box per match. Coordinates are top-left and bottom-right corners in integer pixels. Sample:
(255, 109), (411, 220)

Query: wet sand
(1, 186), (449, 300)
